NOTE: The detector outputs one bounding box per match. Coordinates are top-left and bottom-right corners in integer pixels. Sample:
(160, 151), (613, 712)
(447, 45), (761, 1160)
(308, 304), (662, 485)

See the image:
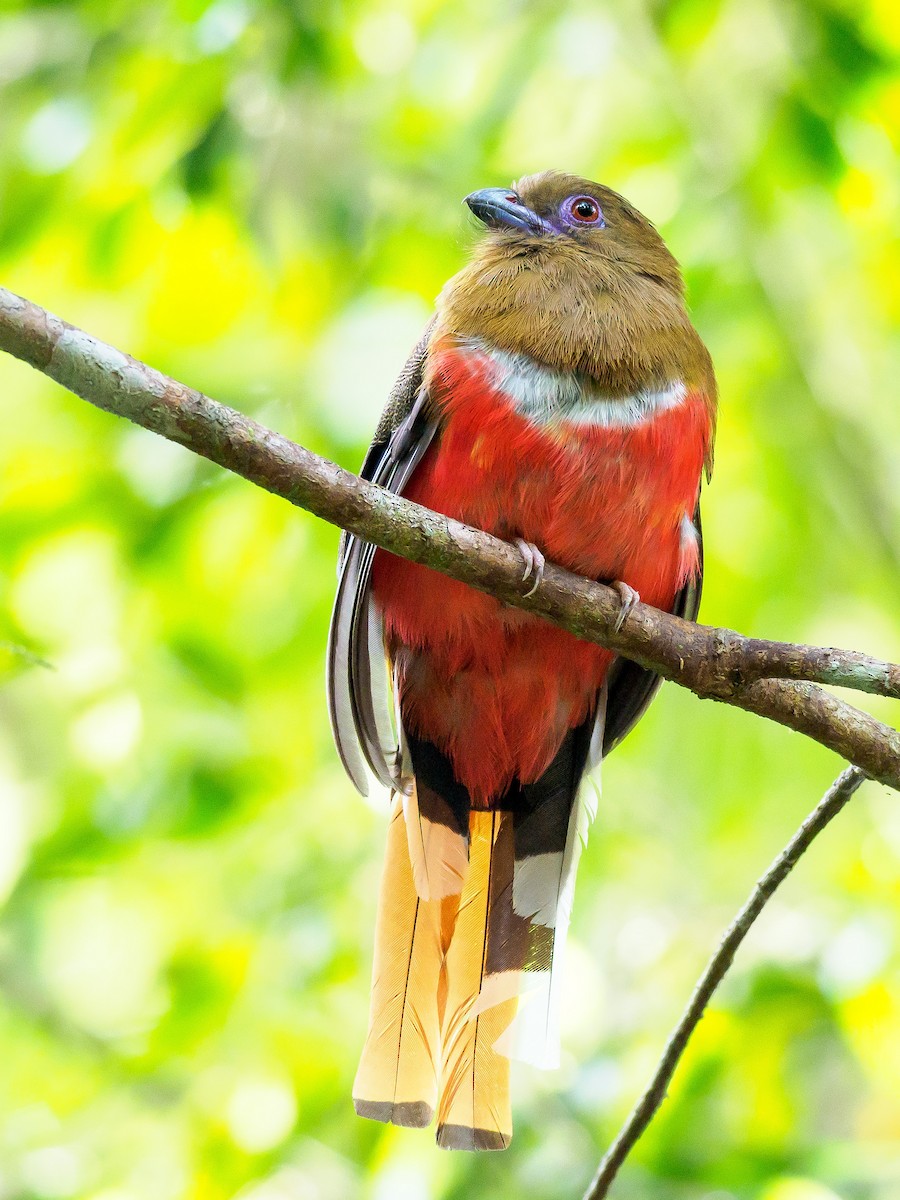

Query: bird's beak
(464, 188), (551, 235)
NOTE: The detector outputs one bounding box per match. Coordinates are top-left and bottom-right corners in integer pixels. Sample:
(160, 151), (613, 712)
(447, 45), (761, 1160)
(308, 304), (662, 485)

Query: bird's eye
(567, 196), (603, 225)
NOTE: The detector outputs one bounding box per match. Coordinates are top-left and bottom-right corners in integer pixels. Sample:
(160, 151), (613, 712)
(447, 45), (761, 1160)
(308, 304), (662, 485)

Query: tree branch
(582, 764), (867, 1199)
(1, 285), (898, 786)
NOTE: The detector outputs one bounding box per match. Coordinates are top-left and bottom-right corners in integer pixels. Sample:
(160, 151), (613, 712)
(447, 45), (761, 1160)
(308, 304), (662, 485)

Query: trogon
(327, 172), (717, 1150)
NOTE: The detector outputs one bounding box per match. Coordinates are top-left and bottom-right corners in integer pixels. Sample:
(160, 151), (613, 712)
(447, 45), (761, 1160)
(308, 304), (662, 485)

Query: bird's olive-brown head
(436, 171), (714, 398)
(463, 173), (682, 293)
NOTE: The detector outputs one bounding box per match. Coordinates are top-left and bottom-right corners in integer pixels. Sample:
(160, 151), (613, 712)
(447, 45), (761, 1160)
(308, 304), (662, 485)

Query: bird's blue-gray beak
(464, 188), (552, 235)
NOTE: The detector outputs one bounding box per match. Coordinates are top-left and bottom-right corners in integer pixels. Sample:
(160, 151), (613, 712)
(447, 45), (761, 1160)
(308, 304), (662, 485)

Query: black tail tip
(354, 1098), (433, 1128)
(436, 1122), (511, 1151)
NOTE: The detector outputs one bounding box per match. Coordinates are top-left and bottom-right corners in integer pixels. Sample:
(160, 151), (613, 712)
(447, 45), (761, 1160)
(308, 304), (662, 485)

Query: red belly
(373, 348), (712, 804)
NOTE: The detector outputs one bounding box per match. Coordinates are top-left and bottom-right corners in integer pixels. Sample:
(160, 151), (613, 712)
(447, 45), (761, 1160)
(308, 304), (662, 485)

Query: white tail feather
(489, 747), (603, 1069)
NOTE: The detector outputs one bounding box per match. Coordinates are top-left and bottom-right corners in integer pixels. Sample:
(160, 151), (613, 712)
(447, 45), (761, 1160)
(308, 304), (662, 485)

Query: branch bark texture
(582, 764), (867, 1200)
(0, 286), (898, 787)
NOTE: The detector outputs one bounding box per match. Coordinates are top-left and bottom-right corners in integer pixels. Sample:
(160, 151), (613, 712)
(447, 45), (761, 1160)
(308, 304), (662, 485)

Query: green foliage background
(0, 1), (898, 1197)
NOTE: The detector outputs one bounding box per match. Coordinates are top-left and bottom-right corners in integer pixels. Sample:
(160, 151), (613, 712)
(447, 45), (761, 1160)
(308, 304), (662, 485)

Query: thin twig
(583, 765), (867, 1200)
(0, 640), (55, 671)
(0, 286), (898, 785)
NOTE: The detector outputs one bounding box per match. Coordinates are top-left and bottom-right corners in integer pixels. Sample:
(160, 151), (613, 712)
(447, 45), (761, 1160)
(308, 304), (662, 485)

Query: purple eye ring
(564, 195), (605, 227)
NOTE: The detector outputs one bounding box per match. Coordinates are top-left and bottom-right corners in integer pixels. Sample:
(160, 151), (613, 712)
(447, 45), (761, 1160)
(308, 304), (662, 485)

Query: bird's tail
(352, 793), (448, 1128)
(354, 720), (600, 1150)
(435, 807), (516, 1149)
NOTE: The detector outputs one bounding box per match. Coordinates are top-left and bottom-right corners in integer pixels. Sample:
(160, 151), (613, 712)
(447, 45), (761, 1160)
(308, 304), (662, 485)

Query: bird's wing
(327, 319), (439, 795)
(601, 504), (704, 756)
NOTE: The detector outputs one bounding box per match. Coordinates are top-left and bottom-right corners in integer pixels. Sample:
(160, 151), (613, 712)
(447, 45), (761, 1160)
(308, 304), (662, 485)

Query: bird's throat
(435, 240), (715, 398)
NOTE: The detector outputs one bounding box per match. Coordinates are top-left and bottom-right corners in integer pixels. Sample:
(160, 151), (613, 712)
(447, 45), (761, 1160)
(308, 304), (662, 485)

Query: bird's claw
(514, 539), (545, 598)
(612, 581), (640, 633)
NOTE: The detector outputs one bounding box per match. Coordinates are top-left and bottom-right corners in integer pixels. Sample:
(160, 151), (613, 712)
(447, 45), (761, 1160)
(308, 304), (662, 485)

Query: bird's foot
(612, 581), (641, 633)
(514, 539), (545, 598)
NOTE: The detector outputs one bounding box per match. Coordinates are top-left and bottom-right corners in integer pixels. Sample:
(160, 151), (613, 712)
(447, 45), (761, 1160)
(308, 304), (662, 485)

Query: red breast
(372, 341), (713, 803)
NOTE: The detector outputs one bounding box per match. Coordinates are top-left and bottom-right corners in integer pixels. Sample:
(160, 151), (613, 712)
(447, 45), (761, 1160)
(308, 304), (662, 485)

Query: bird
(327, 171), (717, 1151)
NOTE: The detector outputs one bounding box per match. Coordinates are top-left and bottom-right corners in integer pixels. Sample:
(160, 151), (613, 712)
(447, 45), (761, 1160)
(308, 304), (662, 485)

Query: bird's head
(437, 170), (708, 392)
(463, 171), (683, 296)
